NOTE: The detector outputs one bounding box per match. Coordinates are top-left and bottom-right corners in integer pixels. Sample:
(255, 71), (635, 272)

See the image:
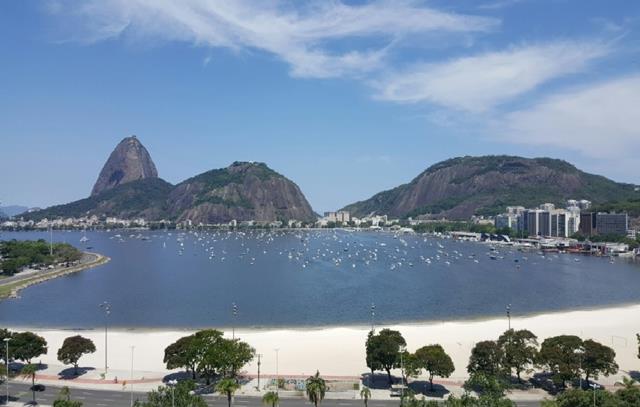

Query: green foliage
(0, 239), (82, 275)
(467, 341), (504, 378)
(414, 344), (455, 391)
(544, 388), (619, 407)
(21, 363), (38, 404)
(497, 329), (538, 382)
(24, 178), (174, 221)
(464, 373), (509, 398)
(216, 377), (240, 407)
(262, 391), (279, 407)
(53, 386), (84, 406)
(134, 380), (207, 407)
(11, 331), (48, 364)
(365, 329), (407, 384)
(305, 371), (327, 407)
(538, 335), (583, 388)
(581, 339), (618, 383)
(163, 329), (255, 385)
(57, 335), (96, 375)
(359, 386), (371, 407)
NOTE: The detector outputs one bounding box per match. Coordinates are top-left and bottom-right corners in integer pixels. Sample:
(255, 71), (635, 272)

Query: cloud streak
(52, 0), (498, 79)
(374, 41), (610, 112)
(497, 74), (640, 159)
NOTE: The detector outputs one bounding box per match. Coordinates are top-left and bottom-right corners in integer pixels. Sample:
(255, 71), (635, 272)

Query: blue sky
(1, 0), (639, 213)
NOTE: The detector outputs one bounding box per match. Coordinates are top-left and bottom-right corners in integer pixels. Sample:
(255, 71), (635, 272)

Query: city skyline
(1, 0), (639, 212)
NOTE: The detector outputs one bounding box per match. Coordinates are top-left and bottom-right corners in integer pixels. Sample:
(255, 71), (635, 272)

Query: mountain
(0, 205), (29, 218)
(91, 136), (158, 196)
(25, 178), (174, 221)
(24, 137), (316, 223)
(166, 162), (316, 224)
(342, 156), (639, 220)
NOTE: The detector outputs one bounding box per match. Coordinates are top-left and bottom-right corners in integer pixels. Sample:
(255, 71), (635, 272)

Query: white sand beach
(10, 304), (640, 384)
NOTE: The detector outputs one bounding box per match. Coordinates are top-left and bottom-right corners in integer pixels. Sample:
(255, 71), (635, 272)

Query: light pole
(4, 338), (11, 406)
(574, 347), (584, 390)
(168, 379), (177, 407)
(370, 303), (376, 333)
(232, 302), (238, 340)
(589, 383), (597, 406)
(256, 354), (262, 391)
(99, 301), (111, 376)
(506, 304), (512, 330)
(130, 346), (135, 407)
(399, 345), (406, 405)
(274, 348), (280, 395)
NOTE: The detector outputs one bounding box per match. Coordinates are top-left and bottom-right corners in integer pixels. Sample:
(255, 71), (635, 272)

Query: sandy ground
(9, 304), (640, 384)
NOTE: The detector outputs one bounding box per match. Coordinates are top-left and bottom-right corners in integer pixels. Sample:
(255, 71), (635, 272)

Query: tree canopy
(497, 329), (538, 382)
(57, 335), (96, 375)
(306, 371), (327, 407)
(414, 345), (455, 391)
(365, 329), (406, 384)
(538, 335), (583, 388)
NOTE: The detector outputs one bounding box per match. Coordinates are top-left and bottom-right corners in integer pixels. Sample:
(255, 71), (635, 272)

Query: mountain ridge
(342, 155), (638, 219)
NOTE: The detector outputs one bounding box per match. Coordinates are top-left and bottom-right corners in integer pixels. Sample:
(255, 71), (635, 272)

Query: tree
(194, 329), (224, 385)
(21, 363), (38, 405)
(365, 329), (406, 384)
(581, 339), (618, 384)
(216, 378), (240, 407)
(467, 341), (504, 378)
(538, 335), (582, 389)
(53, 387), (83, 407)
(11, 331), (47, 364)
(134, 381), (207, 407)
(57, 335), (96, 375)
(360, 386), (371, 407)
(414, 345), (455, 391)
(0, 328), (12, 364)
(542, 388), (617, 407)
(163, 335), (200, 380)
(218, 338), (256, 378)
(306, 371), (326, 407)
(262, 391), (279, 407)
(497, 329), (538, 382)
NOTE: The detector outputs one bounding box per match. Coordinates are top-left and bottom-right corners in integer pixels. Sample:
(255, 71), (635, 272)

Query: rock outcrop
(91, 136), (158, 196)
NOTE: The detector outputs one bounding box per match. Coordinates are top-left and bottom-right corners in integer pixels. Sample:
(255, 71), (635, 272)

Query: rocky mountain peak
(91, 136), (158, 196)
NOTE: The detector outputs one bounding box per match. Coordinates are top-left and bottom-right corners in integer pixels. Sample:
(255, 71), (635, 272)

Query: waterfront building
(596, 213), (628, 236)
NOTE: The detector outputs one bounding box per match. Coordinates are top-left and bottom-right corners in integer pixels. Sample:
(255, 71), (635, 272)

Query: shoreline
(8, 302), (640, 383)
(7, 299), (640, 332)
(0, 251), (110, 300)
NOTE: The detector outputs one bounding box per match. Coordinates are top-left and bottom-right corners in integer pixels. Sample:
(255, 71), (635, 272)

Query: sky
(1, 0), (639, 213)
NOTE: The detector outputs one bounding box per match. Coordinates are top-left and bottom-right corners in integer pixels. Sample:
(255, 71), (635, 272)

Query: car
(31, 384), (45, 392)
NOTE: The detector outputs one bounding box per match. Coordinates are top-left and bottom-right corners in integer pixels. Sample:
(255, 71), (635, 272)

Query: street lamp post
(130, 346), (135, 407)
(506, 304), (512, 330)
(589, 383), (597, 406)
(370, 303), (376, 333)
(257, 354), (262, 391)
(99, 301), (111, 376)
(4, 338), (11, 406)
(399, 345), (406, 405)
(574, 347), (585, 390)
(232, 303), (238, 340)
(168, 379), (177, 407)
(274, 348), (280, 395)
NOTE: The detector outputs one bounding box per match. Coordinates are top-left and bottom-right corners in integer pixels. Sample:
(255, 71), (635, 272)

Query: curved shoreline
(0, 251), (110, 300)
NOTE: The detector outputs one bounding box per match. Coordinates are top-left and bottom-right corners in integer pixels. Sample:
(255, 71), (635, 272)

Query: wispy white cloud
(374, 41), (610, 112)
(478, 0), (527, 11)
(49, 0), (498, 79)
(496, 74), (640, 159)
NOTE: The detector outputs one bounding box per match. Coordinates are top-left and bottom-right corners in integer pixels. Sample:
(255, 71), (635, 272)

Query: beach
(10, 303), (640, 385)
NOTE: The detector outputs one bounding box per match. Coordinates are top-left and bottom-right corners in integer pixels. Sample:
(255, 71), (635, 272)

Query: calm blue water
(0, 230), (639, 329)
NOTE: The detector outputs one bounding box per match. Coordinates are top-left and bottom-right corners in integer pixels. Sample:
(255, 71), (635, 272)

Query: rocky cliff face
(167, 162), (316, 224)
(91, 136), (158, 196)
(342, 156), (637, 219)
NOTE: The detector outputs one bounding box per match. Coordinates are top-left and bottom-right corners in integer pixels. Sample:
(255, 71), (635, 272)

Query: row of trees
(163, 329), (255, 385)
(0, 239), (82, 275)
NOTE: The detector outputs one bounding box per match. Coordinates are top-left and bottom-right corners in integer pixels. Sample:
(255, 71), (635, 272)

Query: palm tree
(305, 371), (326, 407)
(360, 386), (371, 407)
(59, 386), (71, 401)
(216, 377), (240, 407)
(262, 390), (279, 407)
(21, 363), (38, 404)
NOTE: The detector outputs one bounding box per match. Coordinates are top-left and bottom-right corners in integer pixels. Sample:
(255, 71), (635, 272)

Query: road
(3, 382), (543, 406)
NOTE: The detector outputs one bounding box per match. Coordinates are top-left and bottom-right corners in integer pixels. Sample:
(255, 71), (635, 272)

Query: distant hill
(342, 155), (639, 219)
(167, 162), (316, 224)
(24, 138), (316, 223)
(0, 205), (29, 218)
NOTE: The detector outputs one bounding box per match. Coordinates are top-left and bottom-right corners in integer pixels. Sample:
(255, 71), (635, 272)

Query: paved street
(3, 381), (543, 407)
